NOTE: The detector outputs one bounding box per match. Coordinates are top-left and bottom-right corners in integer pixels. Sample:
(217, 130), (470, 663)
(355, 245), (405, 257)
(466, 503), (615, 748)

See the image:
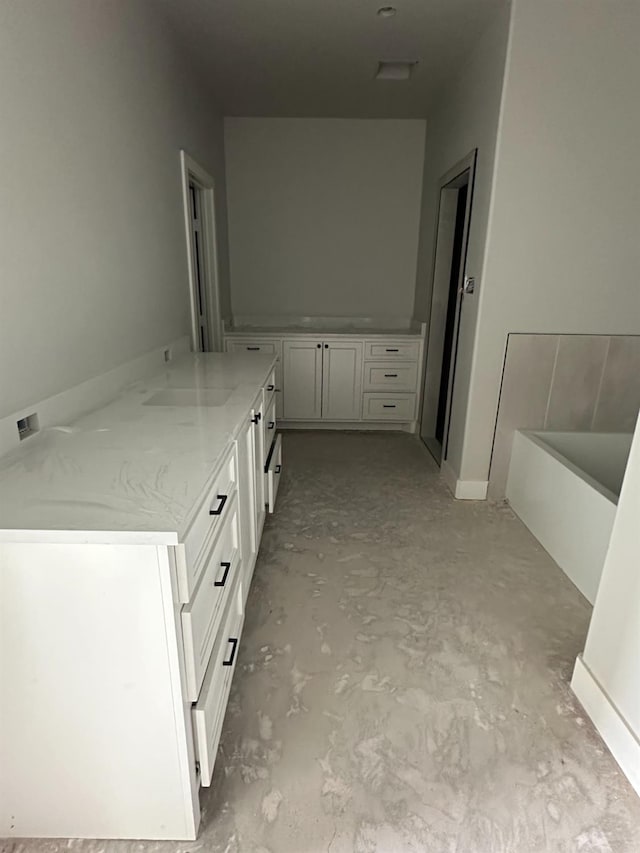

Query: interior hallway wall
(412, 4), (511, 478)
(0, 0), (230, 419)
(457, 0), (640, 486)
(573, 406), (640, 795)
(225, 118), (426, 322)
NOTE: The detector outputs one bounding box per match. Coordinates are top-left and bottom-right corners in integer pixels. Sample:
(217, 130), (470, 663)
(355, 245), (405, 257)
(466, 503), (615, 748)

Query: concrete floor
(6, 432), (640, 852)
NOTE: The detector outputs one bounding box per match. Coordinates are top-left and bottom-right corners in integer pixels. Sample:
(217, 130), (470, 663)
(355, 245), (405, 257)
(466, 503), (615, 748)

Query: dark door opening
(419, 149), (476, 467)
(435, 182), (467, 445)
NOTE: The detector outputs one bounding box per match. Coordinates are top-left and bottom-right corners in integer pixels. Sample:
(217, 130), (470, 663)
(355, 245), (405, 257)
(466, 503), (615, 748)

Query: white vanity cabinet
(225, 328), (425, 429)
(226, 338), (283, 418)
(321, 340), (364, 421)
(0, 353), (279, 842)
(282, 338), (323, 419)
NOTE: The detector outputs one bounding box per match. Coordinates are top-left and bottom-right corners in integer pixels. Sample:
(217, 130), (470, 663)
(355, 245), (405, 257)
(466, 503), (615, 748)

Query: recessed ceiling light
(377, 6), (397, 17)
(375, 61), (417, 81)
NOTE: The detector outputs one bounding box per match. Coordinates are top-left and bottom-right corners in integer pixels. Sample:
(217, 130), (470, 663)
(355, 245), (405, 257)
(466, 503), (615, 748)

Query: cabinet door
(321, 340), (363, 421)
(252, 397), (266, 543)
(236, 418), (257, 587)
(282, 340), (323, 420)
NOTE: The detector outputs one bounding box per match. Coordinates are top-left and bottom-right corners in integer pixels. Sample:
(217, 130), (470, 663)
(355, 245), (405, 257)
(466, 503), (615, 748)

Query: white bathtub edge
(506, 430), (616, 604)
(571, 654), (640, 797)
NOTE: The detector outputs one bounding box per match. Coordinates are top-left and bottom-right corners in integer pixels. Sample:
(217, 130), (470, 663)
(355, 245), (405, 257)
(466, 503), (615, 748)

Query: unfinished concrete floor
(6, 432), (640, 853)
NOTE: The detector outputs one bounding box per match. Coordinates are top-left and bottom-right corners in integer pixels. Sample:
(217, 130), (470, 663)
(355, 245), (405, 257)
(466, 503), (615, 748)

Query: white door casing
(180, 151), (223, 352)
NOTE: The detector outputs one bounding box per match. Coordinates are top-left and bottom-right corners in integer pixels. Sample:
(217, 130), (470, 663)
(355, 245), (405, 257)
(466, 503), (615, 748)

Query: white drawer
(363, 362), (418, 392)
(362, 393), (417, 421)
(178, 447), (237, 602)
(192, 572), (244, 787)
(266, 433), (282, 514)
(264, 395), (277, 453)
(226, 342), (283, 417)
(227, 340), (279, 356)
(264, 368), (277, 410)
(181, 495), (241, 701)
(364, 340), (420, 361)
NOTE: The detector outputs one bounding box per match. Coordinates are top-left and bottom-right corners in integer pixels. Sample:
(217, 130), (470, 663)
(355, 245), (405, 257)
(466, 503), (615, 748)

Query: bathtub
(506, 431), (632, 604)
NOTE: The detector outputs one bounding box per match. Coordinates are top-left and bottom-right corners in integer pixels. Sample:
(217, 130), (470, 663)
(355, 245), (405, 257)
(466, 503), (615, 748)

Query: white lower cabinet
(236, 417), (257, 582)
(283, 338), (364, 421)
(321, 340), (363, 420)
(282, 339), (323, 419)
(181, 493), (241, 701)
(362, 392), (417, 421)
(225, 331), (424, 427)
(266, 432), (283, 513)
(0, 354), (280, 842)
(192, 569), (245, 786)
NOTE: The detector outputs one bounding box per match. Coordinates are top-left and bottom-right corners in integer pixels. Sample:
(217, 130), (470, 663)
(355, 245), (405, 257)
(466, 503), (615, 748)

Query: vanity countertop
(225, 323), (424, 338)
(0, 353), (275, 544)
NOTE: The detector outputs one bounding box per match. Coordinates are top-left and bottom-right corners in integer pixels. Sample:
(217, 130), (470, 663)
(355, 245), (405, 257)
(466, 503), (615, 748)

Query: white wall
(457, 0), (640, 484)
(412, 5), (511, 477)
(225, 118), (426, 321)
(574, 410), (640, 790)
(0, 0), (230, 420)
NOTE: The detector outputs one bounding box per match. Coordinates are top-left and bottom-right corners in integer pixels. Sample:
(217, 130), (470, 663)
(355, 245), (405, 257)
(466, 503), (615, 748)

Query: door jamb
(420, 149), (477, 463)
(179, 150), (223, 352)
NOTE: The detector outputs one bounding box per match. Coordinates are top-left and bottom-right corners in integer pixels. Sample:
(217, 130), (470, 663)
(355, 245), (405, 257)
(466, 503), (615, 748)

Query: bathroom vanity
(224, 324), (426, 431)
(0, 352), (279, 840)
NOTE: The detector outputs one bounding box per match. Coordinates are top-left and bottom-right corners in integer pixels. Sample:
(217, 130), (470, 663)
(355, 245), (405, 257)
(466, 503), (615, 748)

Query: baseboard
(280, 420), (416, 433)
(571, 654), (640, 797)
(441, 459), (488, 500)
(0, 335), (191, 458)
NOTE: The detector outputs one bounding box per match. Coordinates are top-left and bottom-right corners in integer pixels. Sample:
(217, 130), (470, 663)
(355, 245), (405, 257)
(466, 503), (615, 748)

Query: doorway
(419, 151), (476, 465)
(180, 151), (222, 352)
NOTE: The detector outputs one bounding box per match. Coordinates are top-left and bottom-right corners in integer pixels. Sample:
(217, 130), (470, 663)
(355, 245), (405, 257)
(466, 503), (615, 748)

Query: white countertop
(0, 353), (275, 544)
(226, 325), (423, 337)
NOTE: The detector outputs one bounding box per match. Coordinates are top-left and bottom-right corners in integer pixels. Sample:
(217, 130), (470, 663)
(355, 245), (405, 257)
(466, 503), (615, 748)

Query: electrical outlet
(17, 413), (39, 441)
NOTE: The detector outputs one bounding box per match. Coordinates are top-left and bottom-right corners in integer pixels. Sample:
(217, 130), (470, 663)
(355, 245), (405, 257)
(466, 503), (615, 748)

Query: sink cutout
(143, 388), (232, 408)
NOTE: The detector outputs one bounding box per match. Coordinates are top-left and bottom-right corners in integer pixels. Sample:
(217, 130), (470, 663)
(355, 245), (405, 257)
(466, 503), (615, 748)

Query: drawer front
(227, 340), (278, 356)
(264, 395), (277, 452)
(226, 341), (283, 417)
(192, 572), (244, 787)
(181, 496), (241, 701)
(363, 362), (418, 393)
(264, 368), (277, 410)
(179, 447), (237, 602)
(364, 340), (420, 361)
(266, 433), (282, 514)
(362, 393), (417, 421)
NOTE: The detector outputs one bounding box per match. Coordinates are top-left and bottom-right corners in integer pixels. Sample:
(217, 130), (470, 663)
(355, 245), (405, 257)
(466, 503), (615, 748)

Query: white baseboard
(441, 459), (488, 500)
(0, 336), (190, 458)
(280, 420), (416, 433)
(571, 654), (640, 797)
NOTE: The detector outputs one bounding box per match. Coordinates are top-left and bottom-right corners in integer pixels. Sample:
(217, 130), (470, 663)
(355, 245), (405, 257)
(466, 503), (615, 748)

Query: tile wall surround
(489, 334), (640, 499)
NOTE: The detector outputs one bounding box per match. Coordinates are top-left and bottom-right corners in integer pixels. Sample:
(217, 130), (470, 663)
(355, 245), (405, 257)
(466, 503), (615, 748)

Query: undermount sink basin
(143, 388), (232, 408)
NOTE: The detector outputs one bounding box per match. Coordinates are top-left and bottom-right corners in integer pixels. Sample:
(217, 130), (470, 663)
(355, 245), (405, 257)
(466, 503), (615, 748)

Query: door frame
(179, 150), (223, 352)
(419, 149), (477, 464)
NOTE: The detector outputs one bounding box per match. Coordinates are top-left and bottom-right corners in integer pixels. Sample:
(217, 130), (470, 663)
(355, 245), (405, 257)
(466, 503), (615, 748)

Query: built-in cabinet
(0, 354), (280, 842)
(225, 329), (424, 428)
(321, 340), (363, 421)
(281, 338), (364, 421)
(282, 339), (323, 419)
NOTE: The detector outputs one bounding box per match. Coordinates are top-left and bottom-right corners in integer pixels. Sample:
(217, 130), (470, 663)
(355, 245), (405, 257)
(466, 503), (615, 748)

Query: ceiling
(159, 0), (508, 118)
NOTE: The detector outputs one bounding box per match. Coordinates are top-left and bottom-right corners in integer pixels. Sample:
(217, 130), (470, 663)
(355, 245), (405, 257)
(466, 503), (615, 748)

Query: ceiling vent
(375, 61), (417, 81)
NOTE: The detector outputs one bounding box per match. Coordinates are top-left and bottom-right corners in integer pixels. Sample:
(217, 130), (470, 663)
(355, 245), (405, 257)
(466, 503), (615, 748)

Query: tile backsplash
(489, 334), (640, 499)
